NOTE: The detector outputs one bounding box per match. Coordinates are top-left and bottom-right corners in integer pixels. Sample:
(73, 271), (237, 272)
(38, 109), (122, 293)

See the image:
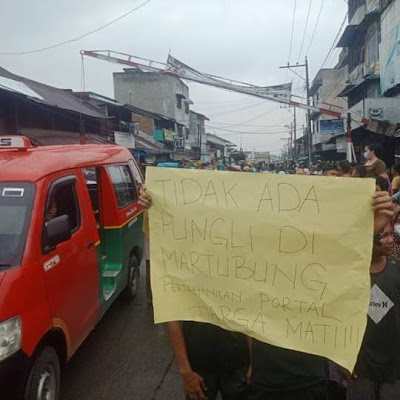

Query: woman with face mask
(364, 143), (388, 179)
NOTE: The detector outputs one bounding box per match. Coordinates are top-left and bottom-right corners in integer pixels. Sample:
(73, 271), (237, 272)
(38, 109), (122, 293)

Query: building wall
(380, 0), (400, 96)
(311, 68), (348, 147)
(113, 70), (190, 129)
(189, 112), (207, 148)
(132, 112), (154, 136)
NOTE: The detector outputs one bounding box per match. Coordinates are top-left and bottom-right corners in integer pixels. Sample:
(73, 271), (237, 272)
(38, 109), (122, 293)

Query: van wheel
(24, 346), (60, 400)
(123, 255), (140, 301)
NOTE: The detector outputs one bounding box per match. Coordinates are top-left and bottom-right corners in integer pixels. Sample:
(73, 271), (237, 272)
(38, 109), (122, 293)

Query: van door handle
(87, 241), (95, 249)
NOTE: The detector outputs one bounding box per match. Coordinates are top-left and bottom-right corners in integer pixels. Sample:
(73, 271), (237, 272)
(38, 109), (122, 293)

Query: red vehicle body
(0, 137), (144, 399)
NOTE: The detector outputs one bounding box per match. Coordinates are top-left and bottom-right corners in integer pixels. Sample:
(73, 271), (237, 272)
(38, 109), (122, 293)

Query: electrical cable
(305, 0), (325, 56)
(207, 121), (290, 128)
(195, 98), (261, 112)
(0, 0), (151, 56)
(208, 100), (267, 118)
(320, 11), (348, 70)
(285, 0), (297, 81)
(194, 98), (256, 105)
(206, 125), (289, 135)
(297, 0), (313, 62)
(208, 106), (281, 129)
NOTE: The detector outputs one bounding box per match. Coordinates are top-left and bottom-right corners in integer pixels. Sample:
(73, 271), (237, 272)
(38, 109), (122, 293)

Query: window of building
(366, 23), (379, 66)
(349, 0), (366, 22)
(185, 128), (189, 140)
(177, 125), (183, 136)
(185, 102), (189, 114)
(367, 80), (380, 98)
(176, 95), (183, 109)
(108, 165), (137, 209)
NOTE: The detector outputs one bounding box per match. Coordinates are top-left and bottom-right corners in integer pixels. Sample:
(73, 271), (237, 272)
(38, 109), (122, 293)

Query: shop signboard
(174, 136), (185, 153)
(114, 131), (135, 149)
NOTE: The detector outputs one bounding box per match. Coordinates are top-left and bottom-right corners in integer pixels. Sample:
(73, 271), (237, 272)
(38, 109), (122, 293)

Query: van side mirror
(45, 215), (72, 249)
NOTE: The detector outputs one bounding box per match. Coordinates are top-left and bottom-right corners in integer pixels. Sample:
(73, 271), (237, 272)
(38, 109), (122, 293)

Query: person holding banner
(139, 187), (250, 400)
(139, 185), (394, 400)
(248, 190), (394, 400)
(346, 215), (400, 400)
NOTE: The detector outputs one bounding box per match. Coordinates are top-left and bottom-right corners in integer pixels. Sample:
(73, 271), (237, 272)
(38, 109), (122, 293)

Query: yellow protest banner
(147, 167), (375, 371)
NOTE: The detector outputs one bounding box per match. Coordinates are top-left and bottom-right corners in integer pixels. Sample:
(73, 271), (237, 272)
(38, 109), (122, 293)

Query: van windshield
(0, 183), (35, 269)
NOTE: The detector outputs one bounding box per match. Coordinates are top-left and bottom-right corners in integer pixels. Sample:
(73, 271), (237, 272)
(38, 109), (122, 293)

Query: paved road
(61, 267), (185, 400)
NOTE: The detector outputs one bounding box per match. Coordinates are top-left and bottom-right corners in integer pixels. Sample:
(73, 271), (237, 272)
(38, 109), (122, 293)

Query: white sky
(0, 0), (348, 154)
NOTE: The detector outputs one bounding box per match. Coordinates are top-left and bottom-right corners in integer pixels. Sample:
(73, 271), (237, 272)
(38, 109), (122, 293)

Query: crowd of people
(138, 142), (400, 400)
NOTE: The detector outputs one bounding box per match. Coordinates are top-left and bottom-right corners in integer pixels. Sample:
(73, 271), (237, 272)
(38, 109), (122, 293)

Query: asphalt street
(61, 266), (185, 400)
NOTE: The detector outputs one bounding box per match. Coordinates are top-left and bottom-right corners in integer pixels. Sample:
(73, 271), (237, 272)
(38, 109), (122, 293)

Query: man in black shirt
(249, 341), (331, 400)
(348, 222), (400, 400)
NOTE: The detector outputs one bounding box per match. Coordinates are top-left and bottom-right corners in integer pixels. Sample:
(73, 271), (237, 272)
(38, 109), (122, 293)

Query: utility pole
(293, 106), (297, 158)
(305, 57), (313, 166)
(279, 57), (313, 166)
(346, 112), (354, 163)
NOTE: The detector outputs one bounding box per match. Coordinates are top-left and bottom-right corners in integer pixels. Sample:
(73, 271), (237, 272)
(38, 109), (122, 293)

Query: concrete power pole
(305, 57), (313, 166)
(279, 57), (313, 165)
(293, 106), (297, 158)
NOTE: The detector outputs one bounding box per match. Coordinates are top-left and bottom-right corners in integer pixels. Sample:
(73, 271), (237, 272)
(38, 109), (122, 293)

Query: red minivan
(0, 136), (145, 399)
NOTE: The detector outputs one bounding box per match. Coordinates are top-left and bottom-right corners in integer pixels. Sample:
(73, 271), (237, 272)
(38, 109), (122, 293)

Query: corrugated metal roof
(0, 67), (108, 120)
(20, 128), (111, 146)
(135, 135), (169, 154)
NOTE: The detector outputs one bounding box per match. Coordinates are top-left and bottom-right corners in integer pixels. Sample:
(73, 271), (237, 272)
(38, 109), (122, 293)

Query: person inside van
(45, 200), (58, 222)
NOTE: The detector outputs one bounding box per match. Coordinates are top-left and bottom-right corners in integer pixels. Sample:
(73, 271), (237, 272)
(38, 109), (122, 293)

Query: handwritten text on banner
(147, 167), (375, 371)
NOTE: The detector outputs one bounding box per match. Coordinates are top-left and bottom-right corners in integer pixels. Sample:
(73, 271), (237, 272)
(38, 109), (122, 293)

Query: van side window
(45, 181), (80, 231)
(43, 179), (80, 250)
(129, 159), (143, 188)
(108, 165), (137, 209)
(83, 167), (101, 228)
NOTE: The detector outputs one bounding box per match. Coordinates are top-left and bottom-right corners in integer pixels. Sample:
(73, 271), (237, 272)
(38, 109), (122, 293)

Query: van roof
(0, 144), (134, 182)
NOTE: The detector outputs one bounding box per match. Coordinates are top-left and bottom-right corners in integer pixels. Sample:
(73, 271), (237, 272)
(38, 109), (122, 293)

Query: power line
(195, 98), (261, 111)
(305, 0), (325, 56)
(194, 98), (256, 105)
(210, 106), (281, 129)
(285, 0), (297, 81)
(297, 0), (313, 62)
(0, 0), (151, 56)
(208, 100), (267, 118)
(320, 11), (348, 70)
(207, 125), (289, 135)
(207, 121), (289, 128)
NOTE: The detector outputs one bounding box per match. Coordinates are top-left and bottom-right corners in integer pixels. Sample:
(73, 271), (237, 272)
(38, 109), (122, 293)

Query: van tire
(24, 346), (60, 400)
(123, 255), (140, 301)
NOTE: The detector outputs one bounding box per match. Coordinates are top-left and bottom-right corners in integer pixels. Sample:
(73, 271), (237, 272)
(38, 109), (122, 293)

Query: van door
(41, 173), (100, 350)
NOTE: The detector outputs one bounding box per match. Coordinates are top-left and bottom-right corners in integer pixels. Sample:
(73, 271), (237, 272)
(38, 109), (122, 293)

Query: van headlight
(0, 317), (21, 361)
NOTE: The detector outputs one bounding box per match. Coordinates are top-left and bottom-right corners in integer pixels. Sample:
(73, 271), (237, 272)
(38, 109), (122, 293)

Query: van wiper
(0, 263), (11, 268)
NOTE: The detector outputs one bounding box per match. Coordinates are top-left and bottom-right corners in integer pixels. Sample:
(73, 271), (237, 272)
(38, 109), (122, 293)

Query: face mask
(394, 225), (400, 237)
(364, 152), (370, 160)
